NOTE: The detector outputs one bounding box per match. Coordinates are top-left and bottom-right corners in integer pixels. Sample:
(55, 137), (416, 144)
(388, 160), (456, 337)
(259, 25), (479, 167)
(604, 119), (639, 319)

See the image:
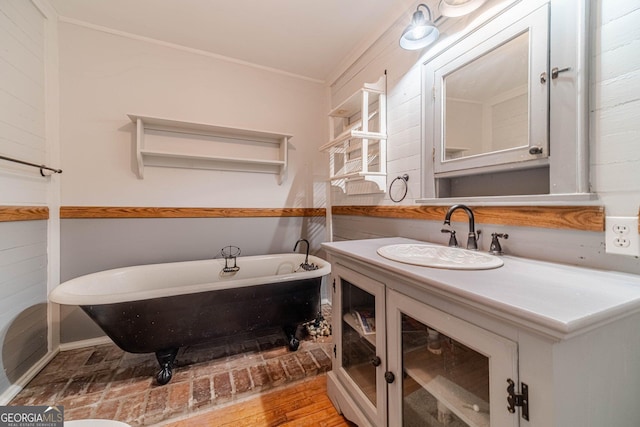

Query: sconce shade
(438, 0), (487, 17)
(399, 4), (440, 50)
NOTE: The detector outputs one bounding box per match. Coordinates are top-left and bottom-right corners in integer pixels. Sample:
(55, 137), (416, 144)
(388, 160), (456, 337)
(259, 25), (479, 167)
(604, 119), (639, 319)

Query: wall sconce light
(399, 4), (440, 50)
(438, 0), (487, 17)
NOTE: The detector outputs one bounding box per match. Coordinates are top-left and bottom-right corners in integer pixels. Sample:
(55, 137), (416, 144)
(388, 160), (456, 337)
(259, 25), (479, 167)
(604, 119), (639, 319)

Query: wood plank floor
(161, 375), (355, 427)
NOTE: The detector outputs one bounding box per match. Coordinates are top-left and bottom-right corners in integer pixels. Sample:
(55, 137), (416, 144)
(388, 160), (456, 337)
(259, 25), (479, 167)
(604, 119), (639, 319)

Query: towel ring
(389, 174), (409, 203)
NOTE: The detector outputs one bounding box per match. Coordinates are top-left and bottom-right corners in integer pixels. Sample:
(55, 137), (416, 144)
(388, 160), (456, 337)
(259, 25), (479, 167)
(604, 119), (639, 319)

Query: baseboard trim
(59, 336), (113, 352)
(0, 350), (59, 405)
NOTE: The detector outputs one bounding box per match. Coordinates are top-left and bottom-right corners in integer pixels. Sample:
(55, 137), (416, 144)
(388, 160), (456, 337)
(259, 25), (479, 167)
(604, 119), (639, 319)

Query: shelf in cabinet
(343, 313), (376, 346)
(404, 347), (489, 427)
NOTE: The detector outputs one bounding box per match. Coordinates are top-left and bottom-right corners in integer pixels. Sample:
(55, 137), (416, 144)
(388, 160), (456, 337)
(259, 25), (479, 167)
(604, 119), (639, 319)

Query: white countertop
(322, 237), (640, 339)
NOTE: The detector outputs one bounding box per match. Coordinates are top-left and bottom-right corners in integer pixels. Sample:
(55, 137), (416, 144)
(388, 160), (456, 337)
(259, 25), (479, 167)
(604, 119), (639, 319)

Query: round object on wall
(389, 174), (409, 203)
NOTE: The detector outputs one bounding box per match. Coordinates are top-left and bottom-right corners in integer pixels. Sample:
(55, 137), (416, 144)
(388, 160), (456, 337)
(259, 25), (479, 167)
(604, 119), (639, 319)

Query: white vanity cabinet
(329, 262), (520, 427)
(323, 237), (640, 427)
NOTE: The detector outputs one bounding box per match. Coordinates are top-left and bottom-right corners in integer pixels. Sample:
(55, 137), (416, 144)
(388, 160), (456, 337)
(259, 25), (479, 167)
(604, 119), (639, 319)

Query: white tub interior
(50, 253), (330, 306)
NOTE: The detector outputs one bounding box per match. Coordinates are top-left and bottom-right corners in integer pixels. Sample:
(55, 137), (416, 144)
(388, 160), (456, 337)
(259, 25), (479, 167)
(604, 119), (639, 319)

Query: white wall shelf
(321, 75), (387, 194)
(128, 114), (291, 183)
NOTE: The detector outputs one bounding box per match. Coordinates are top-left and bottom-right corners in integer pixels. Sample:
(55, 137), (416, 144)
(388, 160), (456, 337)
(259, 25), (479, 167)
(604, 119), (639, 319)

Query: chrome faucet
(443, 204), (479, 250)
(489, 233), (509, 255)
(293, 238), (318, 271)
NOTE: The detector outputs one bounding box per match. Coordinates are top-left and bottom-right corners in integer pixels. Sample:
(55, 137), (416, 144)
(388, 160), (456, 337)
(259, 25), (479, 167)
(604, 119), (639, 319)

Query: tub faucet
(443, 204), (479, 250)
(293, 238), (318, 271)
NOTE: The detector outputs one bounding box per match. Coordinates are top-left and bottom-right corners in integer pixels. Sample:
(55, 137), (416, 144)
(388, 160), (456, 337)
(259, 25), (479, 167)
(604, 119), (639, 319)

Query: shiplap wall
(328, 0), (640, 273)
(590, 1), (640, 214)
(0, 0), (57, 400)
(0, 221), (48, 389)
(0, 0), (47, 202)
(330, 0), (640, 215)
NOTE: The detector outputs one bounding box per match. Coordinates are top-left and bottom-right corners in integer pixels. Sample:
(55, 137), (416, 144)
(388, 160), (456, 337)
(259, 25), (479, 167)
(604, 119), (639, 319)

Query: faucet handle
(441, 229), (459, 248)
(489, 233), (509, 255)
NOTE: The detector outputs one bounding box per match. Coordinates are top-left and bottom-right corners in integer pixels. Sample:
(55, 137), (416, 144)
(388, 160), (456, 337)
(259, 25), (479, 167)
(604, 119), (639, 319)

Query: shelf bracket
(507, 379), (529, 421)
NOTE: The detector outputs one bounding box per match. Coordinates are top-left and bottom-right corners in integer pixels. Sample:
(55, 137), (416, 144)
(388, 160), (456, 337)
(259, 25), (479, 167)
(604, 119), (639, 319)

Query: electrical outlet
(605, 216), (640, 256)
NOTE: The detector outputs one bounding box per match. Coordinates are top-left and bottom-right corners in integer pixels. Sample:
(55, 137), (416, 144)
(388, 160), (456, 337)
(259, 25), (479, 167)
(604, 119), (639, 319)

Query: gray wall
(60, 216), (327, 343)
(0, 221), (48, 391)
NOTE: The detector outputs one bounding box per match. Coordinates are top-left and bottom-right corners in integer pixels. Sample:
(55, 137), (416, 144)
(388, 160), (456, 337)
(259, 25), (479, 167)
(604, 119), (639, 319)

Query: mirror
(428, 3), (550, 176)
(444, 32), (529, 160)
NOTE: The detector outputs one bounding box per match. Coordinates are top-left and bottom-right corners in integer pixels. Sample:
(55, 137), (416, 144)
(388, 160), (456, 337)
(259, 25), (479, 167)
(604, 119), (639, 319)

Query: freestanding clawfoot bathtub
(50, 252), (330, 384)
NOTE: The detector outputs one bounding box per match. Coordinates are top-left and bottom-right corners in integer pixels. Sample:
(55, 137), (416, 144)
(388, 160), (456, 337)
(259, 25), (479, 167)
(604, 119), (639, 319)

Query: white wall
(59, 22), (328, 208)
(0, 0), (59, 401)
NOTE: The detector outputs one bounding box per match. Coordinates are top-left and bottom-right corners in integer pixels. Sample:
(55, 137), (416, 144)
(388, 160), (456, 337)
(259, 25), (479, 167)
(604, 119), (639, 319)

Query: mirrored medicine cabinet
(421, 0), (591, 201)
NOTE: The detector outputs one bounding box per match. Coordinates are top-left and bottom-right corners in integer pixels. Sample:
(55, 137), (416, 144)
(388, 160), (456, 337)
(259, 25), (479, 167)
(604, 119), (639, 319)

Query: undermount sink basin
(376, 244), (504, 270)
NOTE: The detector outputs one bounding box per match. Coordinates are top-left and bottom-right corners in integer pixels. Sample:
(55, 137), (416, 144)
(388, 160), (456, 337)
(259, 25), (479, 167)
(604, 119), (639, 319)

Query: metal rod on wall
(0, 155), (62, 176)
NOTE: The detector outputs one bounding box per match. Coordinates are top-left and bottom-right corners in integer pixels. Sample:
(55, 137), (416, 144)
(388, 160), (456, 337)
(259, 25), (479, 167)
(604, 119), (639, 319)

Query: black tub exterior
(81, 277), (321, 384)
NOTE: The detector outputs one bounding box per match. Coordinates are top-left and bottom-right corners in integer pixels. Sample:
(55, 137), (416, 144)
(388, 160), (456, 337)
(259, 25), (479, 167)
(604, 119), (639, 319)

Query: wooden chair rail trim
(332, 205), (606, 232)
(1, 205), (610, 231)
(0, 206), (49, 222)
(60, 206), (326, 219)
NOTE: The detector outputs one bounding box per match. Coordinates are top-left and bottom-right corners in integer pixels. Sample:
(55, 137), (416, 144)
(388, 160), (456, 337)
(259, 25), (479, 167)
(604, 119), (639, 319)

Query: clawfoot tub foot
(155, 348), (178, 385)
(283, 324), (303, 351)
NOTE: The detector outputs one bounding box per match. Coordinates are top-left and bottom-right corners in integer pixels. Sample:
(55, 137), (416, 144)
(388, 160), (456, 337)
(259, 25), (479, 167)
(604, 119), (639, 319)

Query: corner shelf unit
(320, 75), (387, 194)
(128, 114), (291, 184)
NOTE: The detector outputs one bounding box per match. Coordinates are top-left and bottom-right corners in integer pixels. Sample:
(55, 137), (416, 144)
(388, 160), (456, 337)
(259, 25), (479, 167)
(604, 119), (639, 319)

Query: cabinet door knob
(539, 71), (547, 84)
(370, 356), (382, 367)
(384, 371), (395, 384)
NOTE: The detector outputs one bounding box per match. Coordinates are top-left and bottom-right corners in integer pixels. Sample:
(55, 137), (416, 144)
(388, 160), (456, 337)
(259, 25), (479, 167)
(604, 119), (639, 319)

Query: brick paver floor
(10, 306), (333, 426)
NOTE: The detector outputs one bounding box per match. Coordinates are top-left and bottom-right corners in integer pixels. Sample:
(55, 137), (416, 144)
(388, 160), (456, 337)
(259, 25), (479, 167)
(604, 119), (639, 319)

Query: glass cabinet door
(342, 278), (378, 404)
(333, 264), (386, 426)
(401, 313), (490, 426)
(387, 290), (519, 427)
